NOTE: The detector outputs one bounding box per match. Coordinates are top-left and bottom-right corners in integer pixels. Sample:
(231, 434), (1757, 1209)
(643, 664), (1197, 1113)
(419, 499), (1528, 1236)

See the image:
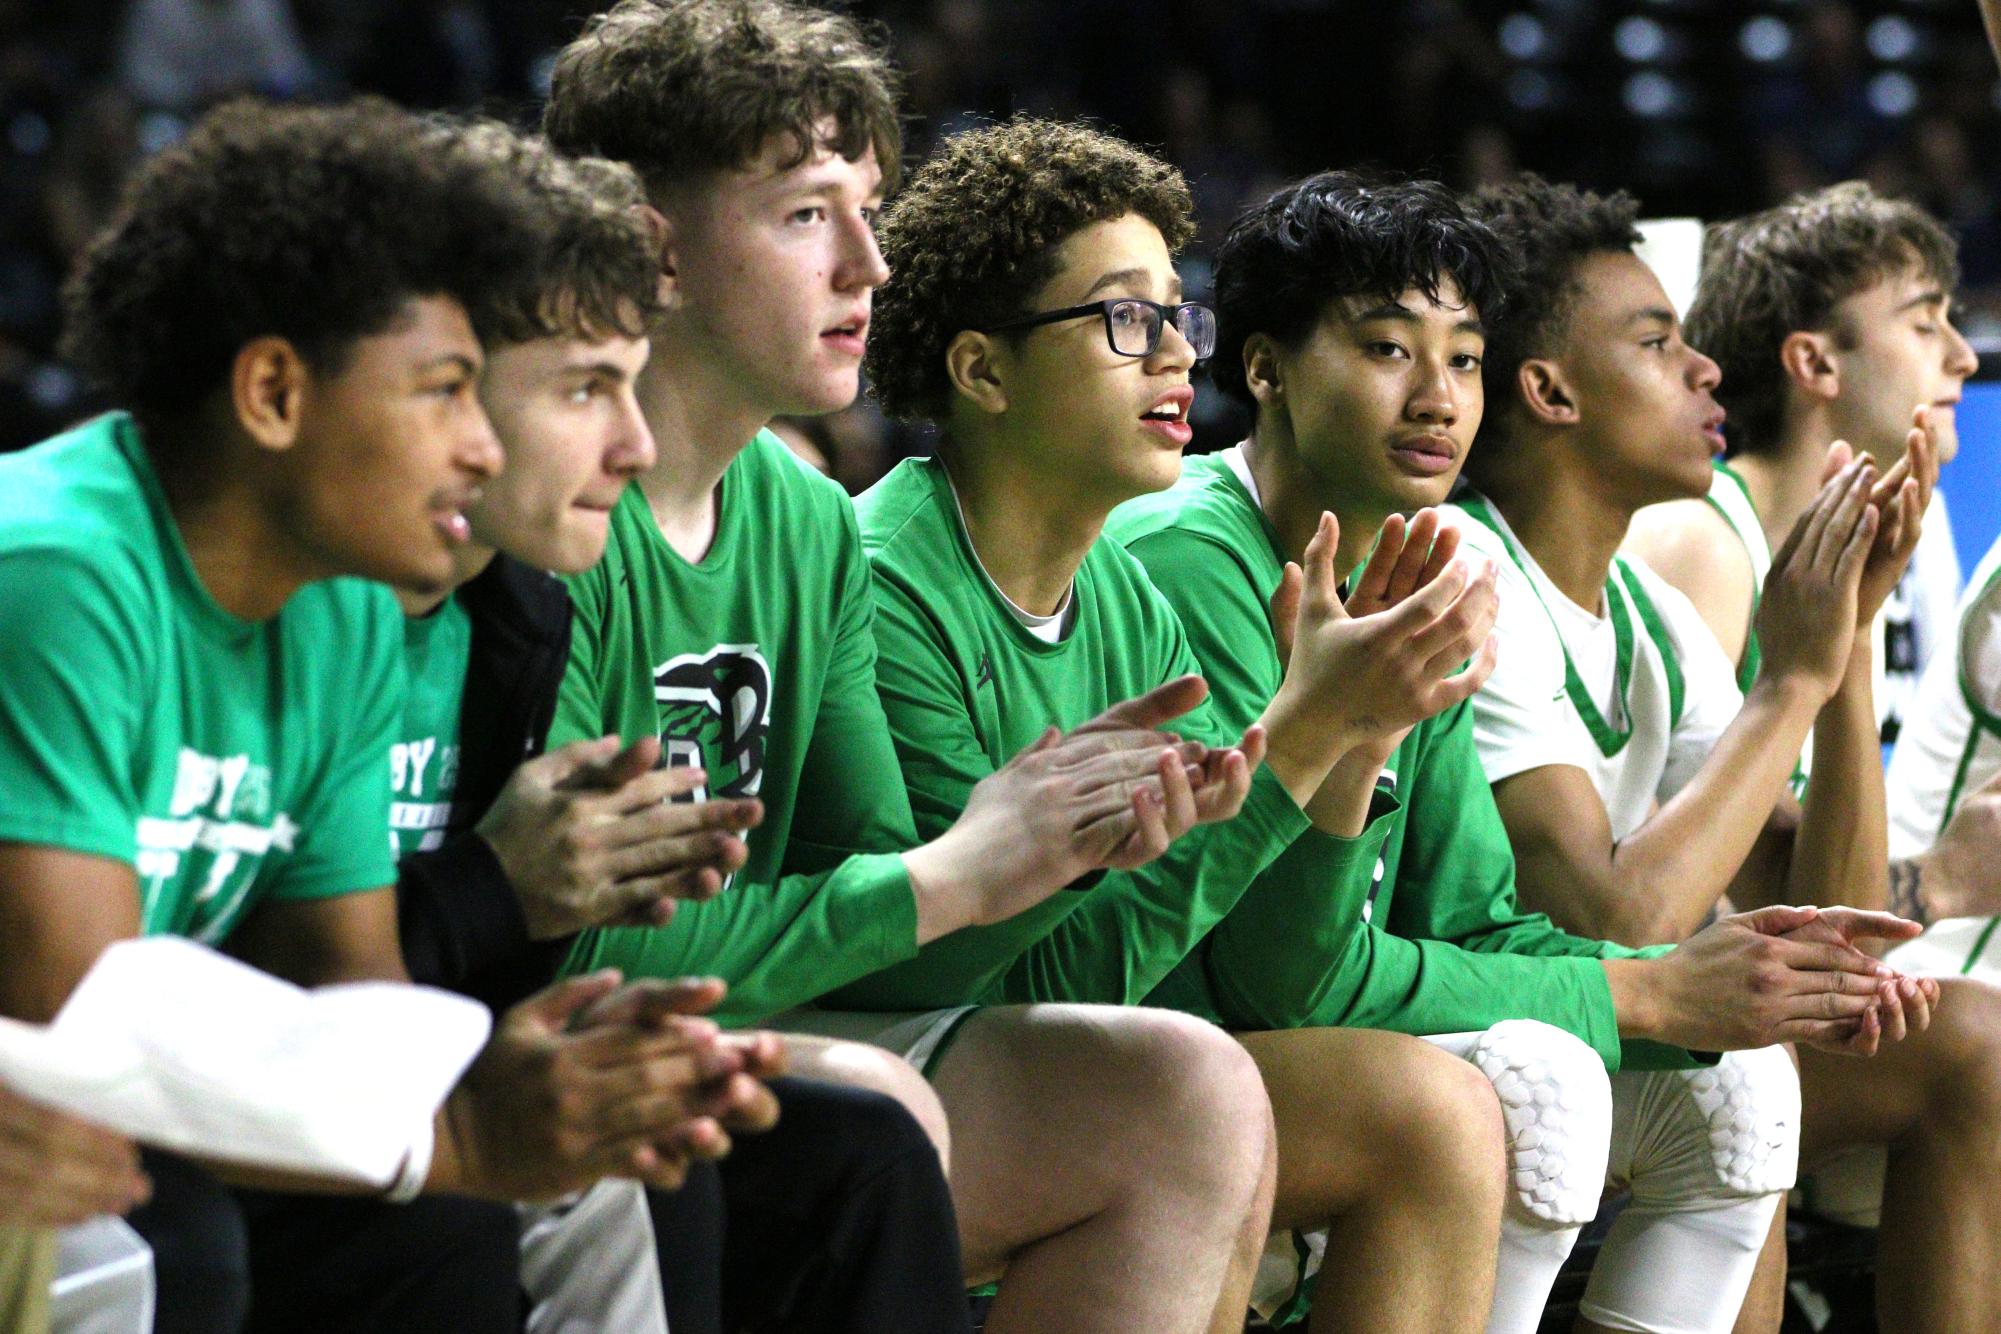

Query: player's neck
(1734, 412), (1847, 555)
(1482, 464), (1628, 614)
(631, 342), (768, 563)
(941, 441), (1107, 618)
(152, 421), (327, 621)
(1245, 430), (1378, 583)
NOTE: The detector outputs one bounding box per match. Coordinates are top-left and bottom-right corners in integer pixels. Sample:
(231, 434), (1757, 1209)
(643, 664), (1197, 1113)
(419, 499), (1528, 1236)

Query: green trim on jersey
(1105, 452), (1694, 1074)
(1456, 493), (1685, 750)
(1940, 557), (2001, 832)
(1705, 460), (1767, 695)
(823, 456), (1319, 1011)
(552, 431), (919, 1027)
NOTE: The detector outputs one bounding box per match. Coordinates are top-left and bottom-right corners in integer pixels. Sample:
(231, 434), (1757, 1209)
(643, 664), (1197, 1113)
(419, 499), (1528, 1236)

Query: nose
(1946, 321), (1979, 379)
(609, 388), (657, 477)
(1407, 355), (1459, 425)
(1689, 346), (1723, 393)
(1147, 313), (1199, 375)
(463, 406), (504, 482)
(836, 212), (890, 292)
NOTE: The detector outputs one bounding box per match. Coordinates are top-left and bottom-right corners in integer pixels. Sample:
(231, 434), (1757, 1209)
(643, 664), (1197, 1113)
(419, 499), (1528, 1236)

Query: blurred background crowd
(2, 0), (1996, 485)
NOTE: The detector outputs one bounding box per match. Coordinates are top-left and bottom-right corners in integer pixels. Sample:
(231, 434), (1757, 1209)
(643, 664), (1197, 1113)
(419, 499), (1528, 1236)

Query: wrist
(1749, 666), (1832, 714)
(902, 836), (978, 944)
(1602, 957), (1665, 1041)
(1257, 690), (1357, 808)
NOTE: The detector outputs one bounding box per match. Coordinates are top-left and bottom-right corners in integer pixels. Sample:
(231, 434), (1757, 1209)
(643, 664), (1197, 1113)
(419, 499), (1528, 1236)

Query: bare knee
(782, 1035), (952, 1173)
(1391, 1044), (1507, 1208)
(1918, 981), (2001, 1148)
(1090, 1009), (1273, 1198)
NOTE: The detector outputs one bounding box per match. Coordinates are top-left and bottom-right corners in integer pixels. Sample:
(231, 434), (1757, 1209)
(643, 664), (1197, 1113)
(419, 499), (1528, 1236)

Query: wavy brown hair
(1687, 182), (1959, 455)
(865, 117), (1193, 421)
(543, 0), (902, 194)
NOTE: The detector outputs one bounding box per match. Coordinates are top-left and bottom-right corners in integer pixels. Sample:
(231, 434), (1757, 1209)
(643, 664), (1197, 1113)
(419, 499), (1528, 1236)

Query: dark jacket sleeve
(394, 556), (577, 1009)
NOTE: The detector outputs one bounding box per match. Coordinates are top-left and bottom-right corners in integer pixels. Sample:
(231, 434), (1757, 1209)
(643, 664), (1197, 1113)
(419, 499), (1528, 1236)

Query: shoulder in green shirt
(0, 413), (405, 944)
(823, 456), (1312, 1011)
(393, 598), (470, 857)
(1108, 451), (1689, 1072)
(552, 430), (918, 1025)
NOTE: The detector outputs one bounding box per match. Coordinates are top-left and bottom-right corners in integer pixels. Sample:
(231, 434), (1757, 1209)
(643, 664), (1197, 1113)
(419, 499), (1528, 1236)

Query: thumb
(1820, 440), (1853, 484)
(512, 969), (624, 1032)
(1269, 563), (1303, 663)
(535, 736), (625, 789)
(1096, 674), (1210, 731)
(1303, 511), (1343, 617)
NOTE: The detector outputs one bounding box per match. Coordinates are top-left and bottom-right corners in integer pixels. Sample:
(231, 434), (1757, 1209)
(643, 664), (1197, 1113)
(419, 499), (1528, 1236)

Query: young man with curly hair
(1079, 167), (1925, 1333)
(0, 98), (778, 1333)
(1453, 174), (2001, 1334)
(541, 4), (1280, 1329)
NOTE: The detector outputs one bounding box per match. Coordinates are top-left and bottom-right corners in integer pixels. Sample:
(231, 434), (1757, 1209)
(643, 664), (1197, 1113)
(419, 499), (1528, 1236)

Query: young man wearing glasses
(542, 5), (1285, 1329)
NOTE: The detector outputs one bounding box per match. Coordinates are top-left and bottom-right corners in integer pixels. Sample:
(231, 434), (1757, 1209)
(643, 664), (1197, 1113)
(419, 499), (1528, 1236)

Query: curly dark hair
(60, 98), (580, 435)
(1466, 173), (1642, 450)
(543, 0), (902, 194)
(431, 118), (659, 346)
(865, 117), (1193, 421)
(1686, 182), (1959, 455)
(1210, 171), (1511, 409)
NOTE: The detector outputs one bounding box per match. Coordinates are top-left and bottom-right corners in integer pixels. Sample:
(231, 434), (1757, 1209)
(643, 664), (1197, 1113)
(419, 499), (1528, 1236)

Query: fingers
(1079, 674), (1210, 733)
(1347, 512), (1407, 613)
(1190, 749), (1253, 825)
(1270, 563), (1303, 664)
(1805, 458), (1873, 572)
(1431, 633), (1500, 710)
(1236, 723), (1268, 773)
(1831, 494), (1878, 592)
(1819, 439), (1855, 485)
(718, 1030), (787, 1079)
(572, 977), (728, 1032)
(1771, 937), (1896, 983)
(595, 764), (721, 815)
(1109, 785), (1170, 870)
(512, 970), (625, 1032)
(1735, 903), (1821, 935)
(1385, 509), (1443, 606)
(1413, 518), (1460, 593)
(1816, 907), (1925, 945)
(1155, 747), (1199, 840)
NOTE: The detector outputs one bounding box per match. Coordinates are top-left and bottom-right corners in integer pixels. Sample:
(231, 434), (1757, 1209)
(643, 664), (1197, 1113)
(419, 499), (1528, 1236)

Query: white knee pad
(1434, 1021), (1614, 1227)
(1611, 1046), (1800, 1204)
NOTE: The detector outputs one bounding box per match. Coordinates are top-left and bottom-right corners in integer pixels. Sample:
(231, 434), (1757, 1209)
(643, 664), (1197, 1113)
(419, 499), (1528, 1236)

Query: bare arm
(1624, 499), (1757, 670)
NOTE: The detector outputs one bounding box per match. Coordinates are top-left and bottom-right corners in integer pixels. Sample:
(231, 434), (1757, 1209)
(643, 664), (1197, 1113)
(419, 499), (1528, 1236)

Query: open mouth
(821, 316), (869, 354)
(1701, 410), (1728, 454)
(1139, 388), (1195, 444)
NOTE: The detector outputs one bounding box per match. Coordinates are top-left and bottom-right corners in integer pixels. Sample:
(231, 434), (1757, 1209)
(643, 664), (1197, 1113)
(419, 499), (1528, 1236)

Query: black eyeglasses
(980, 298), (1218, 361)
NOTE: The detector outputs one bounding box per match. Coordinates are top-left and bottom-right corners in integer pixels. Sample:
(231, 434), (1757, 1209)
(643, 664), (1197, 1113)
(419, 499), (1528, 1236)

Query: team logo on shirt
(653, 644), (773, 801)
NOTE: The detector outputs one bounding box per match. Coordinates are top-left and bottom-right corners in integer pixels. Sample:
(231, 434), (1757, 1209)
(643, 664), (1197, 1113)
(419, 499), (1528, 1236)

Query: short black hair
(1210, 171), (1510, 409)
(60, 97), (558, 436)
(1467, 173), (1643, 444)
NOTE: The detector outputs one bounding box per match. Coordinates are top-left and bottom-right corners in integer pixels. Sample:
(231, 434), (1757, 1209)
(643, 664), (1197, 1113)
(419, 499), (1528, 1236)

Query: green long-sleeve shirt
(1108, 451), (1691, 1072)
(823, 457), (1338, 1011)
(551, 432), (918, 1026)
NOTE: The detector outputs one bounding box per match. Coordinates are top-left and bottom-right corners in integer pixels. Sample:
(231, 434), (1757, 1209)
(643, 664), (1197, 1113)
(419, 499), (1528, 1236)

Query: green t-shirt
(0, 413), (404, 943)
(822, 457), (1318, 1012)
(393, 599), (469, 857)
(552, 430), (917, 1025)
(1107, 450), (1689, 1072)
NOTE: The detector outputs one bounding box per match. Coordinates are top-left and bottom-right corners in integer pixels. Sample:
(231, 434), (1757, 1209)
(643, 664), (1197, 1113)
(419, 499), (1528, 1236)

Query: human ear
(1779, 329), (1839, 404)
(945, 330), (1009, 415)
(230, 337), (309, 451)
(1517, 358), (1579, 428)
(1243, 334), (1284, 409)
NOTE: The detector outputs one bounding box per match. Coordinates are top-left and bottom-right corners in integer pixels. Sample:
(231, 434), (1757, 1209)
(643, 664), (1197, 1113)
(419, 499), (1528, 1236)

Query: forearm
(1602, 674), (1823, 937)
(1302, 744), (1393, 837)
(1787, 641), (1887, 912)
(1257, 686), (1358, 810)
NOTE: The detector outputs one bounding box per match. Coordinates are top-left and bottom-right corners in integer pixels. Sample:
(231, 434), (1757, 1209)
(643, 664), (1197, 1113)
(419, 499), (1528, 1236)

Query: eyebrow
(1082, 267), (1165, 301)
(418, 353), (480, 376)
(558, 359), (631, 382)
(1352, 302), (1485, 336)
(1626, 306), (1678, 327)
(1896, 289), (1948, 313)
